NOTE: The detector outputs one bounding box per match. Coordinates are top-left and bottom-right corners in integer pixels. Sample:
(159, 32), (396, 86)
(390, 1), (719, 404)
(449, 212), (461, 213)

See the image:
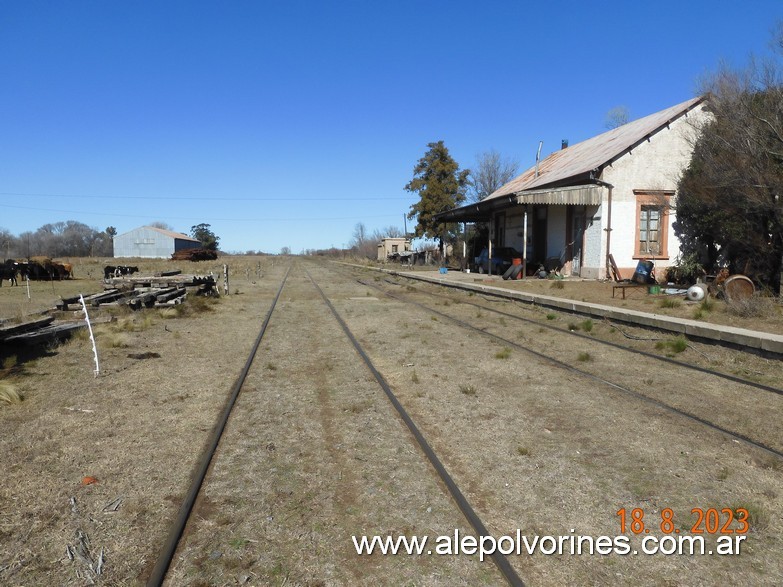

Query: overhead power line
(0, 191), (410, 202)
(0, 203), (400, 223)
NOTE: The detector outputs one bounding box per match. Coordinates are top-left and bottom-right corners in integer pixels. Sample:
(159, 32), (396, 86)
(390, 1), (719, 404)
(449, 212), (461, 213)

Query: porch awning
(514, 184), (601, 206)
(434, 184), (603, 223)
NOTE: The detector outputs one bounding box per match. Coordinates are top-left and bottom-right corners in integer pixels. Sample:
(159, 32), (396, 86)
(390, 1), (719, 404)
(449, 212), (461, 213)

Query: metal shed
(113, 226), (201, 259)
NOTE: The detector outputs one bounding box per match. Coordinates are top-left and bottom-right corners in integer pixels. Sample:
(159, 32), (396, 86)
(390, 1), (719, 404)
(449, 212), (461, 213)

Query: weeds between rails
(147, 264), (525, 587)
(370, 275), (783, 399)
(351, 274), (783, 463)
(304, 268), (525, 586)
(146, 265), (292, 587)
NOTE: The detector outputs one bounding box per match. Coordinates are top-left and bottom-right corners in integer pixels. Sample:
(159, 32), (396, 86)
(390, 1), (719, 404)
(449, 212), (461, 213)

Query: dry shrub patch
(725, 294), (777, 318)
(0, 380), (22, 404)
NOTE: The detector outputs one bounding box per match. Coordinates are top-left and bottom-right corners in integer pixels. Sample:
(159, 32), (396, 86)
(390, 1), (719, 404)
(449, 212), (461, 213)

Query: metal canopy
(434, 184), (602, 223)
(514, 184), (601, 206)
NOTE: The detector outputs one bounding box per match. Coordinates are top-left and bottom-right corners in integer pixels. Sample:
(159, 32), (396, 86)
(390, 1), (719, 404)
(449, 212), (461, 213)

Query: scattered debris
(81, 476), (99, 486)
(0, 316), (84, 347)
(102, 497), (123, 513)
(67, 529), (104, 578)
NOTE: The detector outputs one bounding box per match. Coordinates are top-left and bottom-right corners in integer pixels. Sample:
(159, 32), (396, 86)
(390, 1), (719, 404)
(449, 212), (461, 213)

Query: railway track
(146, 262), (783, 586)
(350, 269), (783, 461)
(148, 264), (524, 586)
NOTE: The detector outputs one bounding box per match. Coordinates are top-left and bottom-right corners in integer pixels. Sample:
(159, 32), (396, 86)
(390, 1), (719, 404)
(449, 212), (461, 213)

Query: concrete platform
(359, 265), (783, 357)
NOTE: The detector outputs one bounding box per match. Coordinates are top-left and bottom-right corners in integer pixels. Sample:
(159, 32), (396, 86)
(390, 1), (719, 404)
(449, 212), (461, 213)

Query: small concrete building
(377, 237), (411, 261)
(113, 226), (201, 258)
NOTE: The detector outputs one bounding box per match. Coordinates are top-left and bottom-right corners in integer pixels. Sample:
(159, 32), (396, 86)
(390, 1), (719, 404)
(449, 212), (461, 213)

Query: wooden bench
(608, 254), (648, 299)
(612, 282), (647, 299)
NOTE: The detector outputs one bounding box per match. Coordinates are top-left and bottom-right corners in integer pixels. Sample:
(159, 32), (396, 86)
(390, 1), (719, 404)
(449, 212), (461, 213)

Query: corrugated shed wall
(114, 227), (178, 258)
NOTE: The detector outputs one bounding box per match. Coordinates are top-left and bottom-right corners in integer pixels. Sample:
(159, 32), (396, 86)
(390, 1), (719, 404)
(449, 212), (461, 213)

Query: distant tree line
(0, 221), (116, 259)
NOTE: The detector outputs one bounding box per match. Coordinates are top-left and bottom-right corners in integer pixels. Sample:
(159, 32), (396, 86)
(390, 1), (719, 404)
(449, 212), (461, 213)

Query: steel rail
(305, 268), (525, 587)
(357, 278), (783, 462)
(146, 264), (292, 587)
(376, 276), (783, 398)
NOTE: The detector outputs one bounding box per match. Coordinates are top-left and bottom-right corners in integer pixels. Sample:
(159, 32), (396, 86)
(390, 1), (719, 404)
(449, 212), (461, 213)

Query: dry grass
(2, 258), (782, 586)
(0, 380), (22, 404)
(725, 294), (777, 318)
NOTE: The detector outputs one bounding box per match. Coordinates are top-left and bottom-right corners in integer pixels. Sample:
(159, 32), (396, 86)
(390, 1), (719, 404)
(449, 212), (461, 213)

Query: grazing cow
(15, 261), (30, 281)
(60, 262), (74, 279)
(51, 262), (73, 280)
(26, 256), (55, 280)
(103, 265), (139, 279)
(0, 260), (18, 286)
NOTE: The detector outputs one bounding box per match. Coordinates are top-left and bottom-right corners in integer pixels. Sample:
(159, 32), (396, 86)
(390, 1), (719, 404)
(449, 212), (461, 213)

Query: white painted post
(79, 294), (100, 377)
(223, 264), (229, 295)
(26, 275), (31, 300)
(523, 207), (528, 280)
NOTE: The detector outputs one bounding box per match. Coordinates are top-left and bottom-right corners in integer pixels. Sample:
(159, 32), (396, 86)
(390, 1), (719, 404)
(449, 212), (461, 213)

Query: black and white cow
(103, 265), (140, 279)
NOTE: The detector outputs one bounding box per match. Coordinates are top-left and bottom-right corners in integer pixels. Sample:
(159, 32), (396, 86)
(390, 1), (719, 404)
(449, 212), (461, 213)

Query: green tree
(190, 223), (220, 251)
(405, 141), (469, 244)
(674, 29), (783, 293)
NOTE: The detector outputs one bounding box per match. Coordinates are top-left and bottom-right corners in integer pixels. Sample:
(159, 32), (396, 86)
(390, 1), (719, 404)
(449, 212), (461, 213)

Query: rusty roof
(484, 96), (705, 201)
(145, 226), (200, 242)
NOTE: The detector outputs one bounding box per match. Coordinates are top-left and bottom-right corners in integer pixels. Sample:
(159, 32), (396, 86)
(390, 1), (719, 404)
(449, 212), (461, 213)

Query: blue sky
(1, 1), (781, 254)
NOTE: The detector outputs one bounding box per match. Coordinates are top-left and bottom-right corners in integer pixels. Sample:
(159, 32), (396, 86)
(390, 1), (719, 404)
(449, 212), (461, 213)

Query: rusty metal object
(723, 274), (755, 302)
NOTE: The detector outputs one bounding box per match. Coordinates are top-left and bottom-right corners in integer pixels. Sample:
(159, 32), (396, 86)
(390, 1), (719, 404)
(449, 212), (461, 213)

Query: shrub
(0, 381), (23, 404)
(665, 252), (705, 284)
(725, 294), (776, 318)
(495, 347), (511, 359)
(659, 298), (681, 309)
(655, 336), (688, 354)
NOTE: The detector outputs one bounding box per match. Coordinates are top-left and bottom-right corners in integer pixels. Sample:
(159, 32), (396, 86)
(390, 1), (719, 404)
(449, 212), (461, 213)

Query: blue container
(439, 267), (448, 274)
(632, 260), (654, 284)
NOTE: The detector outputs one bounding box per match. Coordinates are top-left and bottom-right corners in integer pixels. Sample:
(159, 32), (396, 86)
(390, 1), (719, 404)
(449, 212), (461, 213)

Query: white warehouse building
(113, 226), (201, 258)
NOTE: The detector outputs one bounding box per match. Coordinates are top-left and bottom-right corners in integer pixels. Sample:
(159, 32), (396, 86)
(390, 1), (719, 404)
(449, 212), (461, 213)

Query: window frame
(633, 191), (673, 260)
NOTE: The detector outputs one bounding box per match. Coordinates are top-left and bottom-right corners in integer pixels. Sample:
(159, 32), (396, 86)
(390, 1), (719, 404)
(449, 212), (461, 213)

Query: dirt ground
(0, 256), (781, 586)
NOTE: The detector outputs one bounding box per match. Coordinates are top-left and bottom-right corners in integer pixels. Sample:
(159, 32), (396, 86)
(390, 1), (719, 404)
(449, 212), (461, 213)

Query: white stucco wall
(581, 204), (603, 279)
(588, 103), (709, 278)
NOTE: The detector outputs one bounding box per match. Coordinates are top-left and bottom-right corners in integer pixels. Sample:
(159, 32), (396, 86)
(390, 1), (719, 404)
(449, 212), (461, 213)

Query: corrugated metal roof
(115, 225), (199, 241)
(514, 184), (601, 206)
(147, 226), (200, 242)
(485, 96), (704, 201)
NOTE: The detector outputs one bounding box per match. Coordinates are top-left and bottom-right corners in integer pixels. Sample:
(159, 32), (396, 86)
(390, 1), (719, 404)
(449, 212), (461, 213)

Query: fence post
(223, 264), (229, 295)
(79, 294), (100, 377)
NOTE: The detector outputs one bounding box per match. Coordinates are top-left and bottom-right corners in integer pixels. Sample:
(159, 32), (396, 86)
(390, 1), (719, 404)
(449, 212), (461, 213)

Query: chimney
(561, 139), (569, 150)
